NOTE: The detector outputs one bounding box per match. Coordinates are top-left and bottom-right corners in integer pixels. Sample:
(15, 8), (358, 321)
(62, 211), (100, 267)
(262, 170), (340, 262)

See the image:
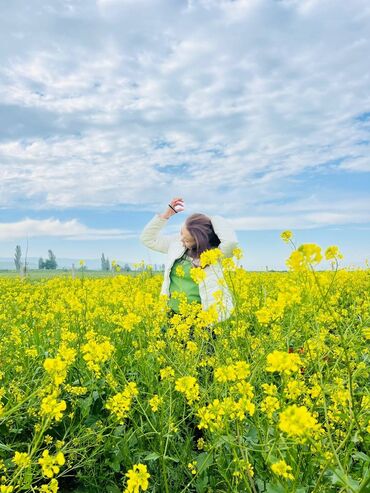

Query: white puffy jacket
(140, 214), (239, 321)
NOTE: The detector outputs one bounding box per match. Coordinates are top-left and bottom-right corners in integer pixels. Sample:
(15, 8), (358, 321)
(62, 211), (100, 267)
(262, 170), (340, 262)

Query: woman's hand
(159, 197), (185, 220)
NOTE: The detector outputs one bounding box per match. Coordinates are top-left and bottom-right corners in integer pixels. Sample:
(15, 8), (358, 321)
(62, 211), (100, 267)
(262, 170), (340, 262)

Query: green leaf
(352, 452), (370, 463)
(144, 452), (160, 461)
(0, 442), (13, 452)
(197, 452), (213, 473)
(163, 455), (179, 463)
(329, 468), (360, 491)
(265, 483), (287, 493)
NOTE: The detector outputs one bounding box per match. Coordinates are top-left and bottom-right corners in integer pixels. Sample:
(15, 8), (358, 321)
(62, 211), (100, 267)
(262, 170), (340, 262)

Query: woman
(140, 197), (239, 322)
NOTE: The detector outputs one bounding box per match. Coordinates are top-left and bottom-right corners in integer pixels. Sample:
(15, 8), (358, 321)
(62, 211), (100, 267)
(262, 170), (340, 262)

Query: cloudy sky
(0, 0), (369, 269)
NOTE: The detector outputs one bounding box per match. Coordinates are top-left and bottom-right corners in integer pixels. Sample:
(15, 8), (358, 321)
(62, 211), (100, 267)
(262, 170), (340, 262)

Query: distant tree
(123, 263), (131, 272)
(14, 245), (22, 272)
(38, 257), (45, 269)
(44, 250), (57, 270)
(101, 253), (110, 271)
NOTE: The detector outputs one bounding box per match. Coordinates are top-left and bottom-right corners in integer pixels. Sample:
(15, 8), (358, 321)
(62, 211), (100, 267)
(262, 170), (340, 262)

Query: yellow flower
(261, 383), (278, 396)
(12, 451), (31, 469)
(278, 405), (319, 438)
(298, 243), (323, 264)
(284, 380), (306, 400)
(175, 265), (185, 277)
(362, 328), (370, 340)
(175, 376), (200, 404)
(200, 248), (223, 268)
(271, 460), (294, 480)
(124, 463), (150, 493)
(82, 337), (115, 375)
(190, 267), (206, 284)
(40, 392), (67, 422)
(286, 243), (322, 271)
(232, 247), (243, 260)
(44, 357), (68, 386)
(188, 461), (197, 475)
(233, 459), (254, 479)
(197, 438), (205, 450)
(260, 396), (280, 418)
(0, 486), (14, 493)
(106, 382), (138, 424)
(280, 230), (293, 243)
(325, 246), (343, 260)
(38, 450), (65, 478)
(266, 350), (302, 375)
(214, 361), (250, 382)
(160, 366), (175, 381)
(39, 479), (59, 493)
(149, 394), (162, 412)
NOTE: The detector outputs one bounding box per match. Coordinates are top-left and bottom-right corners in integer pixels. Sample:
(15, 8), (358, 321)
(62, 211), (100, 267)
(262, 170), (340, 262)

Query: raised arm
(209, 215), (239, 258)
(140, 197), (184, 254)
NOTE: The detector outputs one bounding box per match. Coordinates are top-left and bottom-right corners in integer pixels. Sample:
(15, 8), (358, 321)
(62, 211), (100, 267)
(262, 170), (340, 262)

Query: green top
(168, 255), (201, 313)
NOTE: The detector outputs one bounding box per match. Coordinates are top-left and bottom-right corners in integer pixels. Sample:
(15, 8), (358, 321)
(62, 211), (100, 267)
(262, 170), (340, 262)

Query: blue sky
(0, 0), (369, 270)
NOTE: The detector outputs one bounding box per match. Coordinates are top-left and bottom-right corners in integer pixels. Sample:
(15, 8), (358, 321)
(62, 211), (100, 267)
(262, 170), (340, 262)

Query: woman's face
(180, 225), (196, 249)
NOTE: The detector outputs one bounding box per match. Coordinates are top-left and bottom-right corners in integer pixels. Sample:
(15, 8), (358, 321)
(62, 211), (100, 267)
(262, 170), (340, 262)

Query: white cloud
(0, 218), (134, 241)
(0, 0), (369, 226)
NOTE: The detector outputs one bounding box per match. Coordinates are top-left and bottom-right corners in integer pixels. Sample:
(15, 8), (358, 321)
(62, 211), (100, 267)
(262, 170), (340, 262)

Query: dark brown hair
(185, 213), (220, 259)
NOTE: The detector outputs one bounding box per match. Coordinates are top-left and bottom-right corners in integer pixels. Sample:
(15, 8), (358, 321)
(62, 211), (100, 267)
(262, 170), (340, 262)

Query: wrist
(159, 212), (171, 220)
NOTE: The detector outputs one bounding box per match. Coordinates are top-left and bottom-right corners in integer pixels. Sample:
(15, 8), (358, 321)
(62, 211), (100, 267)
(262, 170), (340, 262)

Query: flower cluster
(279, 405), (320, 439)
(106, 382), (139, 424)
(124, 463), (150, 493)
(199, 248), (223, 268)
(266, 350), (303, 374)
(82, 335), (115, 375)
(175, 376), (200, 404)
(38, 450), (65, 478)
(214, 361), (250, 382)
(197, 396), (255, 431)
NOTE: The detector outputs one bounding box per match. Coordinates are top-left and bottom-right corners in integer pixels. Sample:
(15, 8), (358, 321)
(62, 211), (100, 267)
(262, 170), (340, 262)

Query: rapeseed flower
(106, 382), (138, 424)
(200, 248), (223, 268)
(214, 361), (250, 382)
(187, 461), (197, 475)
(44, 358), (68, 386)
(38, 450), (65, 478)
(0, 486), (14, 493)
(124, 463), (150, 493)
(82, 337), (115, 375)
(175, 376), (200, 404)
(325, 246), (343, 260)
(260, 396), (280, 418)
(160, 366), (175, 381)
(266, 350), (303, 374)
(190, 267), (206, 284)
(278, 405), (320, 439)
(40, 392), (67, 422)
(149, 394), (162, 412)
(271, 460), (294, 480)
(12, 451), (31, 469)
(232, 247), (243, 260)
(280, 230), (293, 243)
(39, 479), (59, 493)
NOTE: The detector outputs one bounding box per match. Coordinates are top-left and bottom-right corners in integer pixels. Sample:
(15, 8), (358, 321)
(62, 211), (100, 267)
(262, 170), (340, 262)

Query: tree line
(13, 246), (141, 272)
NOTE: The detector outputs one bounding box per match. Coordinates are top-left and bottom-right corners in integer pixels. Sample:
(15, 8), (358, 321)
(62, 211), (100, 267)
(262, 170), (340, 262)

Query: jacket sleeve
(210, 215), (239, 258)
(140, 214), (179, 254)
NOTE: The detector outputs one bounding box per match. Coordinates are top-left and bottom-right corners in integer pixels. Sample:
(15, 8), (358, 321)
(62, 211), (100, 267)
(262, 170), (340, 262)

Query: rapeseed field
(0, 235), (369, 492)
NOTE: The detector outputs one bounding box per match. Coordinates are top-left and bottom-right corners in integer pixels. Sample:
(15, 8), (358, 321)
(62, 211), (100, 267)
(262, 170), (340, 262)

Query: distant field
(0, 269), (147, 279)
